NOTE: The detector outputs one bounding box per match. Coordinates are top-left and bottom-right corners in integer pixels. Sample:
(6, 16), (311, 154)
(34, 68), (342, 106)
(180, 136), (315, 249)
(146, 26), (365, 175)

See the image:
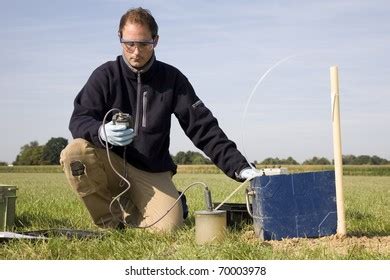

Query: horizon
(3, 137), (389, 165)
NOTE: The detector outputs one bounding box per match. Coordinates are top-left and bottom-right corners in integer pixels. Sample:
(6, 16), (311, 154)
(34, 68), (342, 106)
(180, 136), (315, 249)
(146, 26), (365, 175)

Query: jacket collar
(120, 53), (156, 80)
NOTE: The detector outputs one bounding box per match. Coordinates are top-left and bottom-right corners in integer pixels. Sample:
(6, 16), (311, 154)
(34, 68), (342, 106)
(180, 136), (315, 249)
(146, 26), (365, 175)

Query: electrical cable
(213, 178), (251, 211)
(240, 54), (297, 170)
(101, 109), (209, 229)
(136, 181), (207, 229)
(213, 56), (298, 212)
(101, 108), (133, 225)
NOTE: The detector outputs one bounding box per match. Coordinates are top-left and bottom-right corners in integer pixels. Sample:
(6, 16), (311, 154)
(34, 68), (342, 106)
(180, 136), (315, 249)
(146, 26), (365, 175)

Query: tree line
(174, 154), (390, 165)
(255, 155), (389, 165)
(171, 151), (212, 165)
(1, 140), (388, 166)
(8, 137), (68, 165)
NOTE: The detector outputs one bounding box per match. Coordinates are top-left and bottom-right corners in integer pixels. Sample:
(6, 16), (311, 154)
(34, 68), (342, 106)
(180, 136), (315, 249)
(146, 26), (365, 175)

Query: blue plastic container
(250, 171), (337, 240)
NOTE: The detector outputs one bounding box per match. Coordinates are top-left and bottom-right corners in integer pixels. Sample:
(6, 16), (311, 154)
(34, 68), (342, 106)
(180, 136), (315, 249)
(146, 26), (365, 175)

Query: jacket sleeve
(173, 73), (250, 181)
(69, 69), (109, 147)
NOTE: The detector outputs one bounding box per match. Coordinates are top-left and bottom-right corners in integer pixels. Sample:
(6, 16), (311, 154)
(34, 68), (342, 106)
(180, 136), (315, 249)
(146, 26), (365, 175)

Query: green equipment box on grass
(0, 185), (17, 231)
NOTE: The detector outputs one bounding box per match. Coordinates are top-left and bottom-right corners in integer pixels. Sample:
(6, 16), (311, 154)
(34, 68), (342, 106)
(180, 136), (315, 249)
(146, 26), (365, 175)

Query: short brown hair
(118, 7), (159, 39)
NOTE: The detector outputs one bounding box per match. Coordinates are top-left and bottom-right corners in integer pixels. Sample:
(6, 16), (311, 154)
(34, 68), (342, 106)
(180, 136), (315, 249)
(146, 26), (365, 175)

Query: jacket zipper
(134, 72), (142, 136)
(142, 91), (147, 127)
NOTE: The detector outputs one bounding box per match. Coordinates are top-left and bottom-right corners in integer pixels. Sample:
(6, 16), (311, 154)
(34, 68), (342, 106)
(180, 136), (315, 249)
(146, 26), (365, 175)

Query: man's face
(120, 22), (158, 69)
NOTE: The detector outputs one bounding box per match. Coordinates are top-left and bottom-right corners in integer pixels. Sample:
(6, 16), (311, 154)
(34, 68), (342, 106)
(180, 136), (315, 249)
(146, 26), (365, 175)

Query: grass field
(0, 170), (389, 260)
(2, 164), (390, 176)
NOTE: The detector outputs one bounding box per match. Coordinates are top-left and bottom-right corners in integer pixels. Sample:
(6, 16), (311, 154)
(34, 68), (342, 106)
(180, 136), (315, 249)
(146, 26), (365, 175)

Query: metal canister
(194, 210), (227, 245)
(0, 185), (17, 231)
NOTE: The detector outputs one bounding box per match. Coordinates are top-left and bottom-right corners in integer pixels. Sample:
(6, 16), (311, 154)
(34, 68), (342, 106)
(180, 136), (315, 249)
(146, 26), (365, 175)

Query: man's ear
(153, 35), (159, 47)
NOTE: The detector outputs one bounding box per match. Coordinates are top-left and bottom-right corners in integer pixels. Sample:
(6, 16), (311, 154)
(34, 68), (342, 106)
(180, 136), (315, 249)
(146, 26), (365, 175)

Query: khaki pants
(60, 138), (183, 232)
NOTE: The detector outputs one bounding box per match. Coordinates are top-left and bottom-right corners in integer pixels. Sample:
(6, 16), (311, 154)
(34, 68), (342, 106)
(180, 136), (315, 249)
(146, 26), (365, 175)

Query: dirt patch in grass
(240, 230), (390, 257)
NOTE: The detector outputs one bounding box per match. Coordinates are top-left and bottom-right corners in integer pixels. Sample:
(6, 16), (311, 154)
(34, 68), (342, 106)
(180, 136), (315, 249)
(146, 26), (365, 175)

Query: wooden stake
(330, 66), (347, 236)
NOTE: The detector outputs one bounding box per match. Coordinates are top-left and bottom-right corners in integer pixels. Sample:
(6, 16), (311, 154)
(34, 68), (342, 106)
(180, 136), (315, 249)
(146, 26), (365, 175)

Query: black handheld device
(112, 112), (133, 128)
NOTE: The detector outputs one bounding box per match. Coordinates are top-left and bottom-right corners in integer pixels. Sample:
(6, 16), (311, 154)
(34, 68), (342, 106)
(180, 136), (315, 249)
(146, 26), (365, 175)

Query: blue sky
(1, 0), (389, 164)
